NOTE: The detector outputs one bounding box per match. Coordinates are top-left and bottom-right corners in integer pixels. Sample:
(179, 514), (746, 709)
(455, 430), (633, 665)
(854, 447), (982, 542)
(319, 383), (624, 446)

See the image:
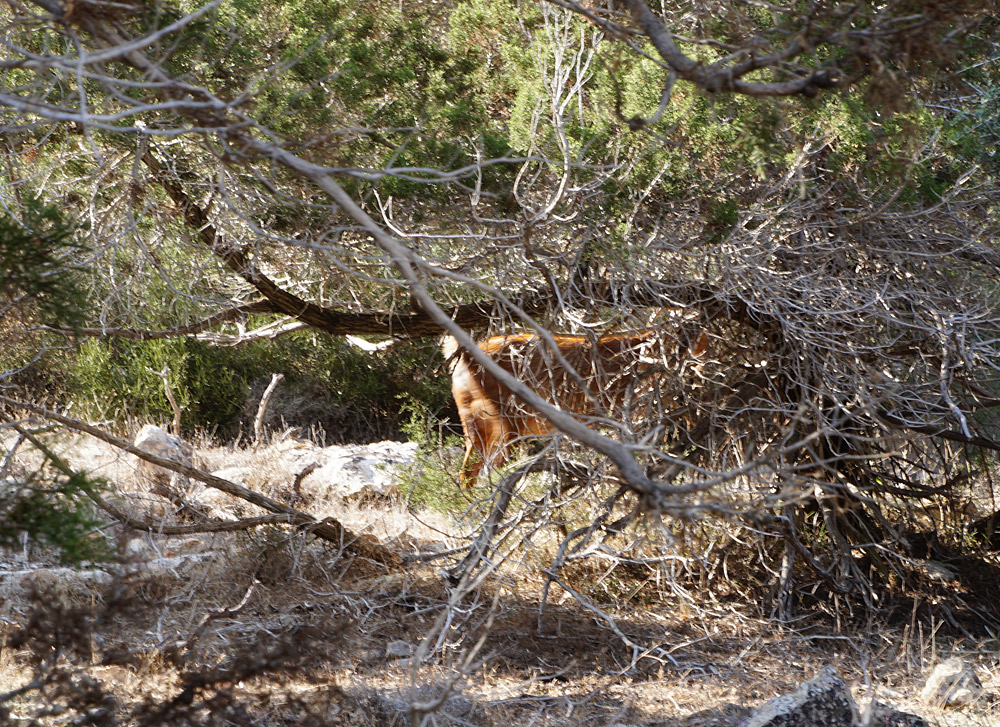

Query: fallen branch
(104, 507), (300, 536)
(0, 395), (398, 565)
(8, 420), (302, 537)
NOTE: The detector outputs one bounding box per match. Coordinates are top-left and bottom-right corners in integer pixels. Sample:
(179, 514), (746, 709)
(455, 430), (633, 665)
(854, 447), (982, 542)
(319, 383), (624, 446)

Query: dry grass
(2, 431), (1000, 726)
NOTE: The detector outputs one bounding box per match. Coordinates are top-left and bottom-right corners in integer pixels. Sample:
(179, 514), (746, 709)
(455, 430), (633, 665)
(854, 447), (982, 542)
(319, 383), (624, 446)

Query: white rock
(125, 552), (217, 579)
(133, 425), (194, 490)
(210, 466), (254, 486)
(302, 441), (418, 498)
(0, 566), (112, 608)
(920, 658), (983, 706)
(124, 538), (154, 559)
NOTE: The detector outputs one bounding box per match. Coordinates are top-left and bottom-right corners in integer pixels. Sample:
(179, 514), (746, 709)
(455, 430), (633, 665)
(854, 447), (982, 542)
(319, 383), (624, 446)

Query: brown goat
(446, 330), (708, 487)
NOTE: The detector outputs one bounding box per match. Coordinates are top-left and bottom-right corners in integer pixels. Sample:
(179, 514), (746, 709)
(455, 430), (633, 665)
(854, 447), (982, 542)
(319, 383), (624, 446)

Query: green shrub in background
(0, 201), (111, 565)
(397, 394), (469, 514)
(58, 332), (454, 442)
(284, 335), (454, 444)
(0, 471), (111, 565)
(0, 198), (88, 332)
(69, 337), (246, 431)
(0, 199), (90, 390)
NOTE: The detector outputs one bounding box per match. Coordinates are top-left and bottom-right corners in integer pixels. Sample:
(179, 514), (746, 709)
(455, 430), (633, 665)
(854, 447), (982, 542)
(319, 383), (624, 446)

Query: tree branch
(620, 0), (840, 97)
(877, 408), (1000, 453)
(140, 148), (548, 337)
(43, 301), (278, 340)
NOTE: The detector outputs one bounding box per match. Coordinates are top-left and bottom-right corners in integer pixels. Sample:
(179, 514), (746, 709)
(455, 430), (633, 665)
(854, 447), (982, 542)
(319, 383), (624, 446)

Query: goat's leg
(459, 412), (509, 488)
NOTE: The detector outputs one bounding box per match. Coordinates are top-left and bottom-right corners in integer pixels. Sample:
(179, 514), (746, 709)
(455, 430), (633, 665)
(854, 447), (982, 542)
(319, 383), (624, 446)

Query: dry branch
(43, 301), (277, 340)
(140, 149), (549, 337)
(620, 0), (840, 97)
(253, 373), (284, 445)
(152, 367), (183, 435)
(180, 579), (259, 655)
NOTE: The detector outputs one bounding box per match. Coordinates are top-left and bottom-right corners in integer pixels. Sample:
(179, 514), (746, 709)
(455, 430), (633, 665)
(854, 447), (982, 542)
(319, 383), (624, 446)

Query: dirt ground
(2, 433), (999, 726)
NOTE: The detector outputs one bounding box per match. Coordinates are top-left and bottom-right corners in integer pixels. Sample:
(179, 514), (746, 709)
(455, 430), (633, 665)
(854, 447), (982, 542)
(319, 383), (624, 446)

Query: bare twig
(151, 367), (182, 435)
(179, 578), (260, 655)
(43, 301), (277, 340)
(253, 373), (284, 447)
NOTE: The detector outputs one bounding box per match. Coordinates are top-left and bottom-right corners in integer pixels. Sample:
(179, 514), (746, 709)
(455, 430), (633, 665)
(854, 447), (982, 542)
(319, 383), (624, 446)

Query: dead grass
(2, 432), (1000, 726)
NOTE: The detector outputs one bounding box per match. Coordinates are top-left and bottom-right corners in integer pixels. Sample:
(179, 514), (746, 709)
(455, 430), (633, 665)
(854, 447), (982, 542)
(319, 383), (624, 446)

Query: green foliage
(0, 199), (89, 330)
(0, 202), (108, 567)
(170, 0), (510, 193)
(446, 0), (535, 113)
(69, 337), (244, 430)
(397, 395), (468, 514)
(706, 197), (739, 241)
(271, 334), (452, 443)
(930, 80), (1000, 179)
(62, 332), (452, 441)
(0, 472), (111, 565)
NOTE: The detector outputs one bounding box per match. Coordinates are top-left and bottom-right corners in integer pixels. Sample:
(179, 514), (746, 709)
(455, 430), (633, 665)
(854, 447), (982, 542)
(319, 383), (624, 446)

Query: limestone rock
(741, 667), (933, 727)
(745, 666), (857, 727)
(920, 658), (983, 707)
(301, 441), (419, 499)
(133, 424), (195, 492)
(0, 566), (113, 608)
(124, 552), (217, 579)
(867, 700), (929, 727)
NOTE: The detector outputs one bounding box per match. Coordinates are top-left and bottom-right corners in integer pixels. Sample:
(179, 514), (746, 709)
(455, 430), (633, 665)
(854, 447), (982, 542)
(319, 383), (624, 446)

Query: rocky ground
(1, 427), (998, 726)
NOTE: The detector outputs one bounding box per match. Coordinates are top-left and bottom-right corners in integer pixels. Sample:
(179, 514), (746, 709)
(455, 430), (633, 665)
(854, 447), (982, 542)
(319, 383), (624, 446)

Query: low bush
(24, 332), (454, 443)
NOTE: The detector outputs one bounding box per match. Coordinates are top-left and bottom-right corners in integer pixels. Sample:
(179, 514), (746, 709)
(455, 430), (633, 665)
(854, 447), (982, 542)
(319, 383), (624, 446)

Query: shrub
(397, 394), (468, 514)
(0, 471), (111, 565)
(58, 332), (453, 442)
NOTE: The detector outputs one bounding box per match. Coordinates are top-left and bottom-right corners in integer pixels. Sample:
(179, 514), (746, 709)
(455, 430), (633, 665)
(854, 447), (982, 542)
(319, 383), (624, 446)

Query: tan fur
(448, 330), (708, 487)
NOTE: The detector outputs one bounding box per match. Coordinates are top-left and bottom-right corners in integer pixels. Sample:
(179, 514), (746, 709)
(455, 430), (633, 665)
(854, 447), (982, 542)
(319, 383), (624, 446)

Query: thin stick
(254, 373), (284, 446)
(152, 367), (183, 435)
(180, 578), (259, 654)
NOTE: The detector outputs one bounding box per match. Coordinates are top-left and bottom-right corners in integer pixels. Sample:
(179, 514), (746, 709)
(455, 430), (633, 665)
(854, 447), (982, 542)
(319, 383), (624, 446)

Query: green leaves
(0, 472), (111, 566)
(0, 199), (89, 330)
